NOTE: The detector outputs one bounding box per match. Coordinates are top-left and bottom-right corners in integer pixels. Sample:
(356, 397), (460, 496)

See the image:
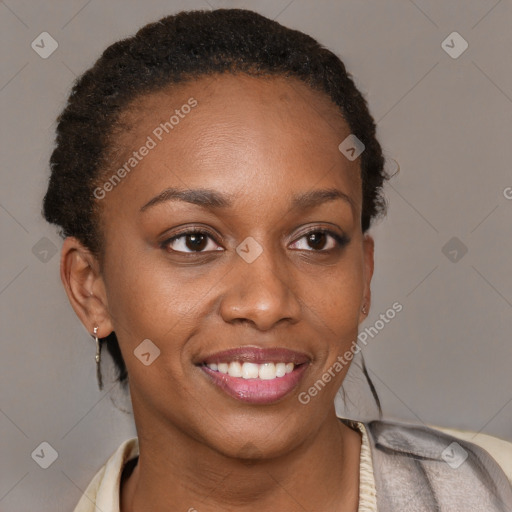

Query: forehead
(103, 73), (362, 214)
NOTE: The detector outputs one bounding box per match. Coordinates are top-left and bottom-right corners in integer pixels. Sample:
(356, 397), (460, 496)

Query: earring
(93, 326), (100, 363)
(361, 303), (368, 315)
(93, 326), (103, 391)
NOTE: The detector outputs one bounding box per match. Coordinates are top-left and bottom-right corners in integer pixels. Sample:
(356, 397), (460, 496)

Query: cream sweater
(73, 419), (512, 511)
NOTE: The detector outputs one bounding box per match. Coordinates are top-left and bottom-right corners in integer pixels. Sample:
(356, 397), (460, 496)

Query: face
(65, 73), (374, 458)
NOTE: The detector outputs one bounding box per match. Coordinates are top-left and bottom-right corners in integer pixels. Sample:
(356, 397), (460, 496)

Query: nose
(219, 246), (301, 331)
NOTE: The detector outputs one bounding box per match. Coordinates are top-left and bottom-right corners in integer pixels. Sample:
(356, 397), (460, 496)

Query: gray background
(1, 0), (511, 510)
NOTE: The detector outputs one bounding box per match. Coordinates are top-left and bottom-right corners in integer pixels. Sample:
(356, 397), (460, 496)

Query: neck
(121, 410), (361, 512)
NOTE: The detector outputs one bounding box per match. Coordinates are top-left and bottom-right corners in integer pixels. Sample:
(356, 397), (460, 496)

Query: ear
(60, 236), (114, 338)
(359, 233), (374, 324)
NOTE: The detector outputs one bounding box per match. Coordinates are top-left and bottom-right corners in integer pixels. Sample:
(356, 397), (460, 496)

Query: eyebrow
(139, 186), (354, 213)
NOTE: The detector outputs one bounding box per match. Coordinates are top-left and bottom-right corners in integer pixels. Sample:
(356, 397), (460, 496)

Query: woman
(42, 8), (512, 512)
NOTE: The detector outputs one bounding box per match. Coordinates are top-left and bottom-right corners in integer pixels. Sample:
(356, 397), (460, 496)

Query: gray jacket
(365, 420), (512, 511)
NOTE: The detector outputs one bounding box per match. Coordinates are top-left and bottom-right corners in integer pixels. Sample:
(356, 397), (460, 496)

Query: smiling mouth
(196, 347), (310, 404)
(202, 361), (298, 380)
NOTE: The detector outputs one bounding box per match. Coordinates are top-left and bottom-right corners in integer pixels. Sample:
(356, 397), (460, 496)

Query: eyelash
(160, 227), (349, 254)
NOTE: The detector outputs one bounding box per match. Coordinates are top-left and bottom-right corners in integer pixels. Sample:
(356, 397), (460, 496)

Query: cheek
(102, 245), (223, 373)
(103, 231), (201, 327)
(304, 254), (364, 325)
(300, 257), (365, 377)
(104, 259), (200, 398)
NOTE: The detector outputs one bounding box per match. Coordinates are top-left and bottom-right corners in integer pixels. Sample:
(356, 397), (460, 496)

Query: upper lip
(197, 347), (311, 365)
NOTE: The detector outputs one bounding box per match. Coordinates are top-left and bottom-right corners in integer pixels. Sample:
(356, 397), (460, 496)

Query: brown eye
(290, 229), (349, 252)
(183, 233), (208, 251)
(306, 231), (328, 250)
(162, 230), (223, 254)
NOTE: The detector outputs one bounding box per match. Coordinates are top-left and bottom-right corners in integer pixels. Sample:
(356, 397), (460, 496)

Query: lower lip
(200, 364), (309, 404)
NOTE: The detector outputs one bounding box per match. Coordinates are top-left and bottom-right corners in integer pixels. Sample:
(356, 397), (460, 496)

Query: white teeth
(242, 362), (259, 379)
(275, 362), (286, 377)
(206, 361), (296, 379)
(259, 362), (276, 380)
(227, 361), (243, 377)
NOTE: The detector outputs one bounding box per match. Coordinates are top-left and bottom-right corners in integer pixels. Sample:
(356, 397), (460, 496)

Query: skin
(61, 73), (374, 512)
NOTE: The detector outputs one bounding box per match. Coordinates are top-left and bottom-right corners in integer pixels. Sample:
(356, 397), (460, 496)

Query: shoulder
(363, 419), (512, 509)
(73, 437), (139, 512)
(432, 424), (512, 485)
(365, 419), (512, 477)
